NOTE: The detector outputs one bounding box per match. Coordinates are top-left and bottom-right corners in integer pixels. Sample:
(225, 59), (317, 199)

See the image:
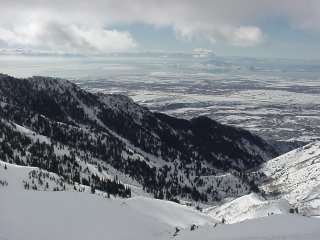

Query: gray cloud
(0, 0), (319, 52)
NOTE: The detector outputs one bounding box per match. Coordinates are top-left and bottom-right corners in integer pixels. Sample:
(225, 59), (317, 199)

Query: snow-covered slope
(0, 191), (216, 240)
(260, 141), (320, 216)
(203, 141), (320, 223)
(176, 214), (320, 240)
(2, 160), (320, 240)
(0, 161), (216, 240)
(205, 193), (291, 224)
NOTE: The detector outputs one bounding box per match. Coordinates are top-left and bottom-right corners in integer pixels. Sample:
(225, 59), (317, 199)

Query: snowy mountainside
(260, 141), (320, 216)
(203, 141), (320, 223)
(205, 193), (292, 224)
(2, 160), (320, 240)
(0, 73), (278, 203)
(1, 73), (320, 239)
(0, 159), (90, 193)
(0, 161), (216, 240)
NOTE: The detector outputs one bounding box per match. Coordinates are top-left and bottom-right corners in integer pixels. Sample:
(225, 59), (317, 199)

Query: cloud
(0, 0), (319, 52)
(232, 26), (265, 46)
(176, 25), (265, 46)
(0, 22), (137, 53)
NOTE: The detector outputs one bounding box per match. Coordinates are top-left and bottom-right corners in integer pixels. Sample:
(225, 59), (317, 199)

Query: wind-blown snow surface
(260, 141), (320, 216)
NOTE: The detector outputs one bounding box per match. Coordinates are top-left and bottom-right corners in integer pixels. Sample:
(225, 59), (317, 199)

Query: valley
(0, 73), (319, 239)
(1, 0), (320, 239)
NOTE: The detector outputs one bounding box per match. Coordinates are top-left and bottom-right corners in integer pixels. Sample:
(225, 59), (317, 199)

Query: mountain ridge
(0, 73), (278, 202)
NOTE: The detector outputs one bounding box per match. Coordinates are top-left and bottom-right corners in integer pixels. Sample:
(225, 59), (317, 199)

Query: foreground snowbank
(0, 190), (216, 240)
(0, 160), (216, 240)
(177, 214), (320, 240)
(2, 189), (320, 240)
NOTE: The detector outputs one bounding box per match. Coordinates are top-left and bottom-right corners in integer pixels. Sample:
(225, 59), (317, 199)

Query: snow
(0, 192), (213, 239)
(13, 122), (51, 144)
(0, 160), (37, 189)
(176, 214), (320, 240)
(2, 183), (319, 240)
(1, 145), (320, 239)
(206, 193), (291, 224)
(196, 173), (251, 201)
(1, 72), (320, 238)
(127, 196), (215, 228)
(0, 160), (88, 192)
(0, 160), (216, 240)
(81, 70), (320, 142)
(0, 190), (174, 240)
(260, 141), (320, 216)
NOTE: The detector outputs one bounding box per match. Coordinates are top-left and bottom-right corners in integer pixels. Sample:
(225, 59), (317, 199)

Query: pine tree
(91, 185), (95, 194)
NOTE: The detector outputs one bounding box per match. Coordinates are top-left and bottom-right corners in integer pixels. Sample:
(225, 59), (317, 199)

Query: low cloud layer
(0, 0), (319, 53)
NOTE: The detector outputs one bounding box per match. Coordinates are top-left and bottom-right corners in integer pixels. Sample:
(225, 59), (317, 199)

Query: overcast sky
(0, 0), (320, 59)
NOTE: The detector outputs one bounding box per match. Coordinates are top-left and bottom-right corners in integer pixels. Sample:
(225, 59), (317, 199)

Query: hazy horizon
(1, 1), (320, 60)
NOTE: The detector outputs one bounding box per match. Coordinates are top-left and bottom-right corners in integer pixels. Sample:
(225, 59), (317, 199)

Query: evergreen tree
(91, 185), (95, 194)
